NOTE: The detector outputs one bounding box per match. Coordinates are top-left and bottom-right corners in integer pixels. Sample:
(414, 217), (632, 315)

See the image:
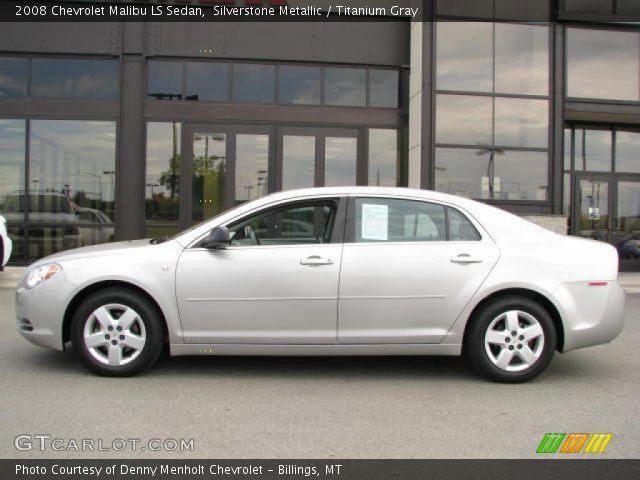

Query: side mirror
(201, 226), (230, 249)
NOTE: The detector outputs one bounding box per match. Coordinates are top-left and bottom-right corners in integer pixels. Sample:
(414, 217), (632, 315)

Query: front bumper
(553, 281), (625, 352)
(15, 269), (75, 351)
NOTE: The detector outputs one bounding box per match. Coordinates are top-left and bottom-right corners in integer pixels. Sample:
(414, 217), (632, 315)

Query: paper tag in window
(361, 203), (388, 241)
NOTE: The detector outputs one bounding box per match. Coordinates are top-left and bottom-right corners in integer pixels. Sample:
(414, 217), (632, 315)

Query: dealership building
(1, 0), (640, 269)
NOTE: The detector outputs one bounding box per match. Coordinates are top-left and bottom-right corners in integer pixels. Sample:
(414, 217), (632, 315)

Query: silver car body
(15, 187), (625, 357)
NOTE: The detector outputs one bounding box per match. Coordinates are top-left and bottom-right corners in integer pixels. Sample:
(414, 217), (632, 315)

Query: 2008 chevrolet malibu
(15, 187), (625, 382)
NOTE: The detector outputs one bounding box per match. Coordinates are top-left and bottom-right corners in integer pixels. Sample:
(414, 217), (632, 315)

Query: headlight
(25, 263), (62, 289)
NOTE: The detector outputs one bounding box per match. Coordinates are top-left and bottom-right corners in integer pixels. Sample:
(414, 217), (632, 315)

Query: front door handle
(300, 255), (334, 266)
(450, 254), (483, 264)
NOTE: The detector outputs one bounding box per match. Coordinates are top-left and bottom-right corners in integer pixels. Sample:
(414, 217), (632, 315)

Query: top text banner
(6, 0), (427, 22)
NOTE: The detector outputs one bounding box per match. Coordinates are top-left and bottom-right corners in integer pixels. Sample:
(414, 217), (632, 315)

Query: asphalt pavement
(0, 272), (638, 459)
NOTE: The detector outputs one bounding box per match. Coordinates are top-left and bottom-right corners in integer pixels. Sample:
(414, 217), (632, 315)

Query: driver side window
(228, 201), (337, 246)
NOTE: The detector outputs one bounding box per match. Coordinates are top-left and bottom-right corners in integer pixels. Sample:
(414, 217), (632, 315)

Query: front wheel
(71, 288), (164, 376)
(466, 296), (557, 383)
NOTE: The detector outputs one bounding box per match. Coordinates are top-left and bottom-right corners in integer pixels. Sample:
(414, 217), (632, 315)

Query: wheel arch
(62, 280), (169, 347)
(462, 288), (565, 353)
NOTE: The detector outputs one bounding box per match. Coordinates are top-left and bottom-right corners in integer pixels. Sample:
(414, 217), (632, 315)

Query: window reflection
(615, 130), (640, 173)
(233, 64), (275, 104)
(26, 120), (116, 258)
(278, 66), (321, 105)
(368, 129), (399, 186)
(436, 22), (493, 93)
(145, 122), (181, 223)
(324, 137), (357, 186)
(495, 23), (548, 96)
(574, 128), (612, 172)
(0, 57), (28, 97)
(235, 134), (269, 203)
(324, 68), (366, 106)
(0, 119), (26, 262)
(369, 70), (399, 108)
(436, 94), (492, 145)
(494, 98), (548, 148)
(616, 181), (640, 260)
(186, 62), (230, 102)
(147, 61), (183, 100)
(31, 58), (118, 99)
(192, 133), (226, 222)
(495, 150), (548, 201)
(282, 136), (315, 190)
(564, 0), (613, 14)
(567, 28), (640, 101)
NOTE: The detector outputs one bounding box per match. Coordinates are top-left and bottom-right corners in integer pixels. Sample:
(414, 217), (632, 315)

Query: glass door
(573, 174), (612, 243)
(184, 124), (274, 228)
(615, 177), (640, 271)
(276, 127), (360, 191)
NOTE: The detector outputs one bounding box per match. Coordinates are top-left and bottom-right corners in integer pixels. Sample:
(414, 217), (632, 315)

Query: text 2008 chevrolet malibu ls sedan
(15, 187), (625, 382)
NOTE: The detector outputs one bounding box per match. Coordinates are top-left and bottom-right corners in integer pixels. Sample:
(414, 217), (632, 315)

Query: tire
(71, 288), (164, 377)
(466, 296), (556, 383)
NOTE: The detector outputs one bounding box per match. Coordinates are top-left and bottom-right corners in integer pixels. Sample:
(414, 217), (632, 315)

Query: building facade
(1, 0), (640, 270)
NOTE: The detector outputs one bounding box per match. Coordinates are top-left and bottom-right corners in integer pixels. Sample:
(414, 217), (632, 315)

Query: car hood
(30, 239), (156, 267)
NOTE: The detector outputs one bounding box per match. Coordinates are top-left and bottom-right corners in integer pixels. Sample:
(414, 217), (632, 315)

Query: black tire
(71, 288), (164, 377)
(466, 295), (556, 383)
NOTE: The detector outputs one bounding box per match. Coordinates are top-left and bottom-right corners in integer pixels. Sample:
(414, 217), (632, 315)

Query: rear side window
(355, 198), (446, 242)
(448, 207), (481, 241)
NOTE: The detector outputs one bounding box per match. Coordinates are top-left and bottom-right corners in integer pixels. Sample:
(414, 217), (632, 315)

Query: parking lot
(0, 271), (638, 459)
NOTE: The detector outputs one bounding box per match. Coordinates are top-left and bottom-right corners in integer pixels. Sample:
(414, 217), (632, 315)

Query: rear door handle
(300, 255), (334, 266)
(450, 254), (483, 264)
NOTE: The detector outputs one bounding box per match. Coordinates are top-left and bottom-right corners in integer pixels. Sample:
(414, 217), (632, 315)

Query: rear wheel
(71, 288), (163, 376)
(466, 296), (556, 383)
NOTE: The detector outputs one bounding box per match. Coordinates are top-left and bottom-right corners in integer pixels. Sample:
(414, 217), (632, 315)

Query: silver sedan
(15, 187), (625, 382)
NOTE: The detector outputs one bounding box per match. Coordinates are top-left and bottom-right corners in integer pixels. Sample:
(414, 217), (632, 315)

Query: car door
(176, 197), (346, 344)
(338, 196), (499, 344)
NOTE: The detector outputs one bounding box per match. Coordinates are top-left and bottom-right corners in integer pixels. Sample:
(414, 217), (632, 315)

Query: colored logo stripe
(585, 433), (613, 453)
(537, 433), (613, 454)
(560, 433), (589, 453)
(537, 433), (565, 453)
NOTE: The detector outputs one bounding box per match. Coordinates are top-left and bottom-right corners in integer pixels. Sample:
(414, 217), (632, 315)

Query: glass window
(494, 150), (548, 201)
(31, 58), (118, 99)
(435, 147), (548, 201)
(0, 119), (26, 263)
(28, 120), (116, 258)
(324, 68), (366, 107)
(186, 62), (230, 102)
(615, 130), (640, 173)
(278, 66), (321, 105)
(233, 64), (275, 104)
(355, 198), (446, 243)
(618, 0), (640, 15)
(368, 129), (399, 186)
(235, 134), (270, 203)
(564, 0), (613, 13)
(0, 57), (28, 97)
(229, 202), (336, 246)
(494, 98), (548, 148)
(436, 94), (492, 145)
(282, 136), (315, 190)
(145, 122), (181, 223)
(436, 22), (493, 93)
(567, 28), (640, 101)
(147, 61), (183, 100)
(574, 128), (612, 172)
(369, 69), (399, 108)
(448, 207), (481, 241)
(495, 23), (549, 96)
(563, 173), (571, 217)
(192, 132), (226, 223)
(324, 137), (357, 187)
(564, 128), (572, 171)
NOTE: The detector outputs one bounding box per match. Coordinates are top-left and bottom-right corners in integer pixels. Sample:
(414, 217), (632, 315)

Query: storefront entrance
(573, 174), (640, 271)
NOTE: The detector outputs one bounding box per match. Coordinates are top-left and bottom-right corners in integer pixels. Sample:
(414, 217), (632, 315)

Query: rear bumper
(553, 281), (625, 352)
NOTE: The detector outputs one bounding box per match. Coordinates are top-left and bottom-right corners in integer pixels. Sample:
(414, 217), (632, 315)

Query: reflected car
(0, 215), (12, 270)
(75, 207), (115, 246)
(15, 187), (625, 382)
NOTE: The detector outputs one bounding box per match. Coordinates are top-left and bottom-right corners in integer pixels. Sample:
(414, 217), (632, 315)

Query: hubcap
(83, 303), (146, 367)
(484, 310), (545, 372)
